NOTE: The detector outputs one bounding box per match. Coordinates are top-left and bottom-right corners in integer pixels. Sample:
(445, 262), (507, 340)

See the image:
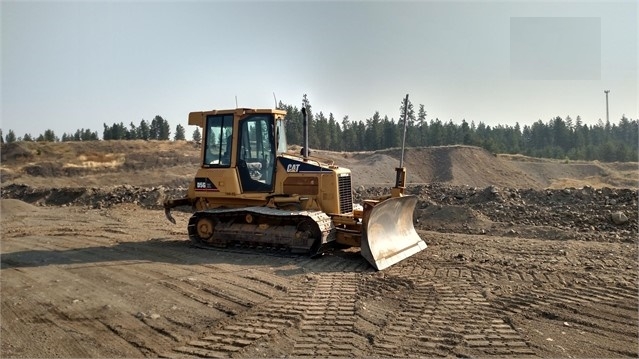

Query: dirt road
(2, 201), (637, 358)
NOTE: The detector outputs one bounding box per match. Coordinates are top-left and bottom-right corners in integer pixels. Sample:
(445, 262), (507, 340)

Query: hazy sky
(1, 1), (637, 140)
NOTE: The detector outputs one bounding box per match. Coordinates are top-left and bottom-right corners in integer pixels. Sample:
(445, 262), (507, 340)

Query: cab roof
(188, 108), (287, 127)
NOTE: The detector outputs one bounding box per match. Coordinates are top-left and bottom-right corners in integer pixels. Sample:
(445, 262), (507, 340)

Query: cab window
(204, 114), (233, 166)
(276, 118), (287, 154)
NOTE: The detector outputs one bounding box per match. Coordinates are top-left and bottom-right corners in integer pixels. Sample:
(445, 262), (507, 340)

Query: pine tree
(103, 123), (111, 140)
(284, 104), (303, 146)
(138, 120), (150, 140)
(5, 129), (16, 143)
(382, 116), (398, 148)
(314, 111), (330, 149)
(417, 104), (428, 145)
(365, 111), (383, 150)
(192, 127), (202, 142)
(149, 116), (162, 139)
(398, 96), (416, 146)
(43, 129), (58, 142)
(341, 115), (356, 151)
(159, 118), (171, 140)
(328, 113), (341, 151)
(300, 94), (314, 148)
(85, 129), (99, 141)
(460, 120), (472, 145)
(174, 124), (186, 140)
(129, 122), (138, 139)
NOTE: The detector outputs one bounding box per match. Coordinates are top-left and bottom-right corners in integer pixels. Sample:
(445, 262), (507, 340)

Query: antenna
(604, 90), (610, 123)
(273, 92), (278, 108)
(302, 106), (309, 159)
(400, 94), (409, 168)
(235, 95), (238, 108)
(392, 94), (410, 196)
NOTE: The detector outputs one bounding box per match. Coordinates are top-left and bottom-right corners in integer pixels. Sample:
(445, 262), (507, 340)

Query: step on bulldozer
(164, 95), (426, 270)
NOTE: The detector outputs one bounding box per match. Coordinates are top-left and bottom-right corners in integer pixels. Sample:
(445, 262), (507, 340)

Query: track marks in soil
(494, 283), (638, 354)
(214, 268), (539, 358)
(1, 270), (145, 358)
(100, 314), (178, 357)
(360, 276), (536, 358)
(289, 273), (368, 357)
(169, 277), (316, 358)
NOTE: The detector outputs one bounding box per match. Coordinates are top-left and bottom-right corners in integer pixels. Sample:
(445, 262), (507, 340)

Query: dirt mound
(0, 199), (39, 218)
(499, 154), (639, 189)
(316, 146), (503, 186)
(317, 146), (638, 189)
(416, 204), (493, 233)
(319, 146), (550, 188)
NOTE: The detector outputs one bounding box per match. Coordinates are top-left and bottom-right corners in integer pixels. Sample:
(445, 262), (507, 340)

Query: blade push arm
(163, 197), (192, 224)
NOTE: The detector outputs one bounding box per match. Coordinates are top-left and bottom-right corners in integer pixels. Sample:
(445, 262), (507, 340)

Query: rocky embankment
(0, 184), (186, 210)
(2, 183), (637, 243)
(358, 184), (638, 242)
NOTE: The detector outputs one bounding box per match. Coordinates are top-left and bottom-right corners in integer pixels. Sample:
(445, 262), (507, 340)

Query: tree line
(279, 96), (638, 162)
(1, 115), (200, 144)
(101, 116), (186, 141)
(1, 97), (637, 163)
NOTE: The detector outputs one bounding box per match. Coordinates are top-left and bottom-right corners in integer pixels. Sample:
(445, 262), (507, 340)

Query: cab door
(237, 115), (275, 192)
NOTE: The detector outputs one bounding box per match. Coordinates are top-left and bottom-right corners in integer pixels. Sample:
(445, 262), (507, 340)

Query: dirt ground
(1, 140), (638, 358)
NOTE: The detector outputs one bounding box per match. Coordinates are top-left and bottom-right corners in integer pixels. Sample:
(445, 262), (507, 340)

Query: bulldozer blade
(361, 195), (426, 270)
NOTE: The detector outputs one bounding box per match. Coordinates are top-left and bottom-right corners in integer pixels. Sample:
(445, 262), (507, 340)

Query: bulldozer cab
(198, 109), (287, 193)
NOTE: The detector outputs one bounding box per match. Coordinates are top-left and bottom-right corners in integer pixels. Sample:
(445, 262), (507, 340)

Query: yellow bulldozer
(164, 96), (426, 270)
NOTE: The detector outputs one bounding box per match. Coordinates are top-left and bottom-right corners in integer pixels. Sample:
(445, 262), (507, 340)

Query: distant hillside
(1, 140), (200, 188)
(1, 141), (637, 189)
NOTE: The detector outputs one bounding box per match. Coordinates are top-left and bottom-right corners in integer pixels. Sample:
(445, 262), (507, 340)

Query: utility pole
(604, 90), (610, 123)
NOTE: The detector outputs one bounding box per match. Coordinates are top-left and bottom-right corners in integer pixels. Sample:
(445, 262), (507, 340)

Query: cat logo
(286, 164), (301, 173)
